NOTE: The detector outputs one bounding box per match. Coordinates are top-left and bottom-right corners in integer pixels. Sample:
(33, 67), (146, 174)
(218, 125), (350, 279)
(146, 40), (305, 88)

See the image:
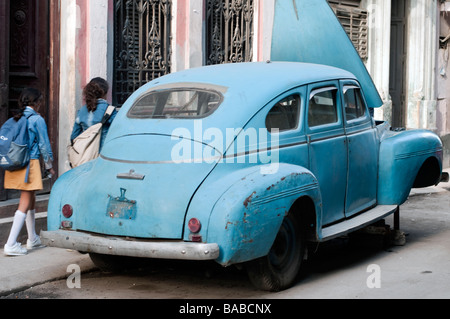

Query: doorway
(0, 0), (59, 200)
(389, 0), (408, 128)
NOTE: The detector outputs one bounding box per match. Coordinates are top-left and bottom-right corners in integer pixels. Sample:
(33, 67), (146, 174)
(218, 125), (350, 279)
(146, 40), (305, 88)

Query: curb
(0, 247), (96, 297)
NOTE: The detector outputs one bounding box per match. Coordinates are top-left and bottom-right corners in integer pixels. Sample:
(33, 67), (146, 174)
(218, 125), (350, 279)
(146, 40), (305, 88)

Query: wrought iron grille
(206, 0), (254, 65)
(114, 0), (172, 106)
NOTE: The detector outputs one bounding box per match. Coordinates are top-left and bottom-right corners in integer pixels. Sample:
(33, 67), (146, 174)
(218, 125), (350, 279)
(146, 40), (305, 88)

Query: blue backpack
(0, 115), (31, 181)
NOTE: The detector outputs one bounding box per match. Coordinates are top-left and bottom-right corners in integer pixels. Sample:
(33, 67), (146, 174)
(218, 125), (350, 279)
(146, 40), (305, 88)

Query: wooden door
(0, 0), (53, 200)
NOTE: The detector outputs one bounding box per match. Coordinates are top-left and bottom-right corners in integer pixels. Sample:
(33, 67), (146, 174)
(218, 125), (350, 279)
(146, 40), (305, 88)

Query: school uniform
(4, 106), (53, 191)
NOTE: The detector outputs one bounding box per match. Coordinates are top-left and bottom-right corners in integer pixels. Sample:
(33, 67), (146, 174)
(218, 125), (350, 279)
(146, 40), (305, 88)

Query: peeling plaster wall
(171, 0), (204, 73)
(59, 0), (112, 174)
(58, 0), (450, 172)
(362, 0), (449, 167)
(59, 0), (77, 174)
(438, 2), (450, 168)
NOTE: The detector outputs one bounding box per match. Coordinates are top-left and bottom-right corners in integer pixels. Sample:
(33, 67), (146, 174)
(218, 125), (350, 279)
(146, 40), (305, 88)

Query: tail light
(188, 218), (201, 233)
(62, 204), (73, 218)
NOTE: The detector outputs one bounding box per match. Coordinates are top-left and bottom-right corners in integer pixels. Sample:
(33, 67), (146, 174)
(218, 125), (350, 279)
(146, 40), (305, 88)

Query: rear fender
(205, 164), (321, 266)
(47, 161), (96, 230)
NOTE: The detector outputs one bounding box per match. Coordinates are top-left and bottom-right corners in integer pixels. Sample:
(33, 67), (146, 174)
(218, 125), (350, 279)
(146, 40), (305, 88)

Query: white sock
(26, 209), (38, 242)
(6, 210), (27, 247)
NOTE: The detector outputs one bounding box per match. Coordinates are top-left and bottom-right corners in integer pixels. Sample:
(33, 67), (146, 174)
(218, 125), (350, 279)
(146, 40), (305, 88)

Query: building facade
(0, 0), (449, 200)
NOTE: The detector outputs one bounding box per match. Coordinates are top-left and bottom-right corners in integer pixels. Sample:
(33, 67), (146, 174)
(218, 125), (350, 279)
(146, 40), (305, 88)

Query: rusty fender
(206, 164), (321, 266)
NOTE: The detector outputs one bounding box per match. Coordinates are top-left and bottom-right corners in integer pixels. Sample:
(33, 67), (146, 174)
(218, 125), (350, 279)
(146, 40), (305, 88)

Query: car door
(306, 81), (347, 226)
(341, 81), (378, 217)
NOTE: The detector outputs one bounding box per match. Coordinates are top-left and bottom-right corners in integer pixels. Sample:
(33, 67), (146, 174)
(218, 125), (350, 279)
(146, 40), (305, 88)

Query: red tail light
(62, 204), (73, 218)
(188, 218), (201, 233)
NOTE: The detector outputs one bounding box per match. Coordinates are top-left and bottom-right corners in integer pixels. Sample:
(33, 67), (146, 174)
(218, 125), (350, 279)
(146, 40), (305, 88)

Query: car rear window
(127, 89), (223, 119)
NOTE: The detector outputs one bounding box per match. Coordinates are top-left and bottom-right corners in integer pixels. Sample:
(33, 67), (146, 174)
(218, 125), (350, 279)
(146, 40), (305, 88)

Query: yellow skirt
(4, 159), (43, 191)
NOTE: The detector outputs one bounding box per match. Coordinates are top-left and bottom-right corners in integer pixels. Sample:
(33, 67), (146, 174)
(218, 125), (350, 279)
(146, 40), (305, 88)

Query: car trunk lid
(73, 134), (220, 239)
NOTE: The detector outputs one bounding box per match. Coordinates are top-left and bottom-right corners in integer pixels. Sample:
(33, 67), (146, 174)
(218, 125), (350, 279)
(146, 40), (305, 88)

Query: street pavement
(0, 168), (448, 298)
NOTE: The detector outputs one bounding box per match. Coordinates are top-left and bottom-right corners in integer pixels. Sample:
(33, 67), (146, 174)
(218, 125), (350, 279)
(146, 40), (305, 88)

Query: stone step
(0, 194), (49, 219)
(0, 194), (49, 245)
(0, 212), (47, 245)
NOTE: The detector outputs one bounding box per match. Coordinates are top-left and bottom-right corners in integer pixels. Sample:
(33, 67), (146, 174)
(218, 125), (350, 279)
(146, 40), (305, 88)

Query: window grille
(114, 0), (172, 106)
(328, 0), (368, 60)
(206, 0), (254, 65)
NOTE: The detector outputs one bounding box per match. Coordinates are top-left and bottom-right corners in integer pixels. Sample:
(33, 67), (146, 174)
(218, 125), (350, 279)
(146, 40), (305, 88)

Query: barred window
(328, 0), (368, 60)
(206, 0), (254, 65)
(114, 0), (172, 106)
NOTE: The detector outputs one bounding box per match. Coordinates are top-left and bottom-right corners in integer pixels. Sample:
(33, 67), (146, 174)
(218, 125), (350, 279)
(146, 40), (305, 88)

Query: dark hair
(83, 77), (109, 112)
(14, 88), (43, 121)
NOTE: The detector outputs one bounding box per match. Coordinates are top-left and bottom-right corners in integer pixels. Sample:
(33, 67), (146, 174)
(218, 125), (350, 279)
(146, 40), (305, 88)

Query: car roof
(109, 62), (357, 139)
(147, 61), (356, 94)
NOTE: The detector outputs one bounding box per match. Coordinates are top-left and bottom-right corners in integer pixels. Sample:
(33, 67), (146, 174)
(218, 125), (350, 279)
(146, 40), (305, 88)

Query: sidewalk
(0, 246), (96, 296)
(0, 193), (96, 297)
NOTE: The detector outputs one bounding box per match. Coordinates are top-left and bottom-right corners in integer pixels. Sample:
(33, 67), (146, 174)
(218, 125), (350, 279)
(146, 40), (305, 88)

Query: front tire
(245, 212), (305, 291)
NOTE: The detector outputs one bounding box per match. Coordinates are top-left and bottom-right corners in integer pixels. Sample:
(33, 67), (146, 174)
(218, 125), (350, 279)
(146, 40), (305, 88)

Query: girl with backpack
(3, 88), (55, 256)
(70, 77), (117, 152)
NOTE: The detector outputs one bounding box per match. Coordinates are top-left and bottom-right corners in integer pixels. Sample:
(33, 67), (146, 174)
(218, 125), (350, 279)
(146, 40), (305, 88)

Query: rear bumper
(40, 230), (220, 261)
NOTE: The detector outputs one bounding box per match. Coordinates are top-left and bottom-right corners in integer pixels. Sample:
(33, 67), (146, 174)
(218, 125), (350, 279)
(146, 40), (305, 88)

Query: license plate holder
(107, 188), (137, 220)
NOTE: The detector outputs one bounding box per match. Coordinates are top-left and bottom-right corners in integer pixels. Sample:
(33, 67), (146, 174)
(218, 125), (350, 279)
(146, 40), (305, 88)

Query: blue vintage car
(41, 62), (446, 291)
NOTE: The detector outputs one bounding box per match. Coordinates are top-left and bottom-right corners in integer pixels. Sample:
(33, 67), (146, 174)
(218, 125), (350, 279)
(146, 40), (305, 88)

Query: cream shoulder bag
(68, 105), (115, 168)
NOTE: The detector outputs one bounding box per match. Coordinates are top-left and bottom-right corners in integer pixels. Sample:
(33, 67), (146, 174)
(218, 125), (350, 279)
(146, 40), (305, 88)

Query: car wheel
(245, 212), (305, 291)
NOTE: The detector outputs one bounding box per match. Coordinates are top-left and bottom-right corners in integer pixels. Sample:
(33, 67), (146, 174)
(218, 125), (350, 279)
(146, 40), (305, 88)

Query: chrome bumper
(40, 230), (220, 261)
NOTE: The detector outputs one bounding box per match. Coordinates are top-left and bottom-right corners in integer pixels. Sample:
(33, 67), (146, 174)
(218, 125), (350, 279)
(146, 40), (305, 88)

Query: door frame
(0, 2), (10, 200)
(48, 0), (60, 177)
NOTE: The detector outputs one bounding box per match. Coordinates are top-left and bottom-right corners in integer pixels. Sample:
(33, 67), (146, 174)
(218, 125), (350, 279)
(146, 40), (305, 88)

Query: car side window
(344, 86), (366, 121)
(308, 87), (338, 127)
(265, 95), (300, 133)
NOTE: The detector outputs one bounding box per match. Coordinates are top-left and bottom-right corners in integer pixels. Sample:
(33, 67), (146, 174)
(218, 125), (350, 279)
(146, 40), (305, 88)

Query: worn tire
(245, 212), (305, 291)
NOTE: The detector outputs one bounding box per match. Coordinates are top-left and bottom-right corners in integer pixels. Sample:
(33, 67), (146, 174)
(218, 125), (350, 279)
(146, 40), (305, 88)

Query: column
(59, 0), (78, 173)
(406, 0), (438, 129)
(171, 0), (204, 72)
(362, 0), (392, 123)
